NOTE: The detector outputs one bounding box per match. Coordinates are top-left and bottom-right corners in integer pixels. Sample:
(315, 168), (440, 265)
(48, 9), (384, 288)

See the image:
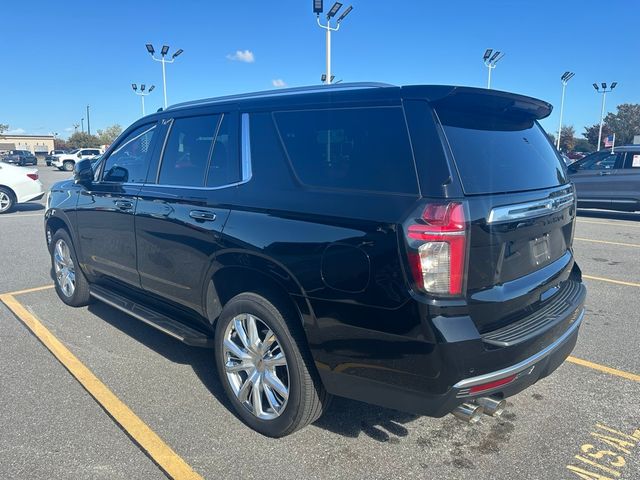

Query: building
(0, 134), (55, 161)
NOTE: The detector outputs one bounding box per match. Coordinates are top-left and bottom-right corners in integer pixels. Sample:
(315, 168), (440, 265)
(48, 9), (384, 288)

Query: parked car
(568, 145), (640, 212)
(45, 83), (586, 437)
(2, 149), (38, 166)
(51, 148), (102, 171)
(0, 163), (45, 213)
(46, 149), (68, 166)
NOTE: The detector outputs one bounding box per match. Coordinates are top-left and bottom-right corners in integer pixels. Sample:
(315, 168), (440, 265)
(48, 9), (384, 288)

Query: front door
(570, 151), (624, 208)
(75, 122), (159, 287)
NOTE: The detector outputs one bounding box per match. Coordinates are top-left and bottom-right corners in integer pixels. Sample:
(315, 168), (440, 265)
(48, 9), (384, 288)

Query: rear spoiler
(401, 85), (553, 120)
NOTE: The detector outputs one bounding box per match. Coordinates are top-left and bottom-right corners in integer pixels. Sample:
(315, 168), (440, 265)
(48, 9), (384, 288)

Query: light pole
(86, 105), (91, 135)
(146, 44), (183, 109)
(81, 118), (84, 133)
(593, 82), (617, 151)
(131, 83), (155, 116)
(73, 123), (79, 133)
(556, 71), (575, 150)
(314, 1), (353, 85)
(483, 49), (505, 89)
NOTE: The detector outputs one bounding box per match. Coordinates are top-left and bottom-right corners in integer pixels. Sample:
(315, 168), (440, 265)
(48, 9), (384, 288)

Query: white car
(0, 163), (45, 213)
(52, 148), (102, 171)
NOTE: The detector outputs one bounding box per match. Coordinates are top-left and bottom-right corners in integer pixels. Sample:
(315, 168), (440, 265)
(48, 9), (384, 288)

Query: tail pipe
(451, 402), (484, 423)
(475, 396), (506, 417)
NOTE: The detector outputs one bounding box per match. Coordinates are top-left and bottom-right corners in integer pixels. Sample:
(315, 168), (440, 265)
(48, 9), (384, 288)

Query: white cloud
(6, 128), (26, 135)
(226, 49), (255, 63)
(272, 79), (287, 88)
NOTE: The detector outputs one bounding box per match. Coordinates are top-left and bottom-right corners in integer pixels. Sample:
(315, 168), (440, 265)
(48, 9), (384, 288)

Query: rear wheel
(63, 160), (74, 172)
(0, 187), (15, 213)
(51, 229), (91, 307)
(215, 292), (330, 437)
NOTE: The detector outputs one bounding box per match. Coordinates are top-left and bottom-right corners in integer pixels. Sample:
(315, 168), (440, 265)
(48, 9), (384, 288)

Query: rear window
(437, 109), (567, 195)
(274, 107), (418, 194)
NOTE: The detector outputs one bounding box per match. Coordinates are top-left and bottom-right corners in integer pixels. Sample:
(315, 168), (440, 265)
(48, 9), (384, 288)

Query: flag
(604, 134), (614, 148)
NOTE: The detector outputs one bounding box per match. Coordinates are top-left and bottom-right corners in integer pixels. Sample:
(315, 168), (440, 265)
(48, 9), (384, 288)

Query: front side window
(102, 124), (156, 183)
(274, 107), (418, 194)
(578, 152), (620, 170)
(158, 115), (220, 187)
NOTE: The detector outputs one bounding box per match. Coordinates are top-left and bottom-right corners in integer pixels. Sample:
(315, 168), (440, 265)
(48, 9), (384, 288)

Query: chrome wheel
(53, 239), (76, 297)
(223, 313), (290, 420)
(0, 190), (11, 213)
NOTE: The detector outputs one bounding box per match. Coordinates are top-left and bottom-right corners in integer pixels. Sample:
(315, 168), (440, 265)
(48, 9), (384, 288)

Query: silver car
(568, 145), (640, 212)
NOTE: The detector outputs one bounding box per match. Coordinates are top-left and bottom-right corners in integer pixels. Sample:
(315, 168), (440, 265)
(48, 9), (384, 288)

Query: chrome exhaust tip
(475, 396), (506, 417)
(451, 402), (484, 423)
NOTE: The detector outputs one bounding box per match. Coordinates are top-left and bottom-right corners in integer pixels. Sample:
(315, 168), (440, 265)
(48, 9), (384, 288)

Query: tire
(0, 187), (15, 214)
(63, 160), (74, 172)
(215, 292), (331, 437)
(51, 229), (91, 307)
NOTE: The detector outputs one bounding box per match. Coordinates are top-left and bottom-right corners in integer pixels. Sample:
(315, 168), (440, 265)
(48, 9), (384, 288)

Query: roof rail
(165, 82), (396, 111)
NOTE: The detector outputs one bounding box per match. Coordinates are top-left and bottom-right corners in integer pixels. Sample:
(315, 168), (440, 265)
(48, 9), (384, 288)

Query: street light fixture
(593, 81), (617, 151)
(132, 82), (156, 116)
(556, 71), (575, 150)
(483, 48), (505, 89)
(314, 1), (354, 85)
(321, 73), (335, 83)
(145, 43), (184, 109)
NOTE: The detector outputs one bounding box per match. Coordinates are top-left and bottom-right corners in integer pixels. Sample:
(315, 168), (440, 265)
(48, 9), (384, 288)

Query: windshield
(437, 109), (567, 195)
(69, 149), (80, 154)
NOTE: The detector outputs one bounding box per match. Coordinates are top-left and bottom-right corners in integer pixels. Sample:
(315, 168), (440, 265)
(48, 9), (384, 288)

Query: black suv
(45, 83), (586, 437)
(2, 149), (37, 166)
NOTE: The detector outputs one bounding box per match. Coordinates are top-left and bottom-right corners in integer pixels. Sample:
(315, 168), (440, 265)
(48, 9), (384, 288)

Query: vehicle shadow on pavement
(13, 202), (45, 212)
(577, 209), (640, 222)
(86, 301), (420, 442)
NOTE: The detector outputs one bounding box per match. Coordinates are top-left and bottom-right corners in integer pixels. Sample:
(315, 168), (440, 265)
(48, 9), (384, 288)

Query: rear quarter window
(274, 106), (418, 194)
(437, 109), (567, 195)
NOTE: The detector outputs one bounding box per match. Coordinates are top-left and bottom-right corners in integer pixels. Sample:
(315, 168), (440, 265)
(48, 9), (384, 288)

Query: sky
(1, 0), (638, 140)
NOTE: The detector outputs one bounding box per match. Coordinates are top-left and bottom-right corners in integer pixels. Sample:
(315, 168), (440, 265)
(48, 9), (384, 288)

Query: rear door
(610, 151), (640, 209)
(135, 111), (239, 314)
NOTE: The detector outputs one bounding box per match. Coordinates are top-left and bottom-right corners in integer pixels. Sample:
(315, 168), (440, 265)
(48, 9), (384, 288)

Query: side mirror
(77, 152), (82, 158)
(74, 158), (93, 186)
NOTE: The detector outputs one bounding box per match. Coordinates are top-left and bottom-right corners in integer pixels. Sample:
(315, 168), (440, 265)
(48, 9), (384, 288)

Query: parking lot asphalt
(1, 166), (638, 479)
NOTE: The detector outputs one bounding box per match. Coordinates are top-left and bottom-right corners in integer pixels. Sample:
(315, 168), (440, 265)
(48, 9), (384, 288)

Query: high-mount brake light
(406, 202), (467, 296)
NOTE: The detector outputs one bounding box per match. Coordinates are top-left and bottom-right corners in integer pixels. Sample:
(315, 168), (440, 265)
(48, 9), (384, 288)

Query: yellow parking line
(575, 237), (640, 248)
(3, 284), (55, 296)
(577, 219), (640, 229)
(583, 275), (640, 288)
(0, 293), (203, 480)
(567, 356), (640, 383)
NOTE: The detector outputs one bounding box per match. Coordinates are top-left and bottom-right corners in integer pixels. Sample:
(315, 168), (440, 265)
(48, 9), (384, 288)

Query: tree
(558, 125), (576, 152)
(546, 132), (556, 146)
(54, 138), (70, 150)
(604, 104), (640, 145)
(573, 138), (595, 153)
(67, 131), (100, 149)
(583, 123), (612, 150)
(96, 124), (123, 146)
(0, 124), (8, 135)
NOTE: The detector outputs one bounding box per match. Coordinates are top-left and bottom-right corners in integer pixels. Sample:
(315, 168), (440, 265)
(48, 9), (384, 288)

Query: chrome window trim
(453, 308), (584, 390)
(241, 113), (253, 183)
(487, 190), (575, 224)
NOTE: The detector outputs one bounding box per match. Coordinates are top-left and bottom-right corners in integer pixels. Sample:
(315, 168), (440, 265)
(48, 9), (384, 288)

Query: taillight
(405, 202), (467, 296)
(27, 173), (39, 181)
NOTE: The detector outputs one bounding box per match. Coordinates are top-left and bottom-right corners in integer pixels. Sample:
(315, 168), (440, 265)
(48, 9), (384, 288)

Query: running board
(90, 285), (214, 348)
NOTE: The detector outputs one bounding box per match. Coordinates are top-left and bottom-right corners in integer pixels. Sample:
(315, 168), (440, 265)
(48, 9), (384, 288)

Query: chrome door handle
(114, 200), (133, 210)
(599, 171), (612, 176)
(189, 210), (216, 221)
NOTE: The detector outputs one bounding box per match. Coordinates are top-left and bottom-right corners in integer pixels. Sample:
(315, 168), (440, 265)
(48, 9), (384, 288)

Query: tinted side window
(623, 152), (640, 169)
(274, 107), (418, 194)
(159, 115), (220, 187)
(206, 113), (240, 187)
(102, 124), (156, 183)
(580, 153), (619, 170)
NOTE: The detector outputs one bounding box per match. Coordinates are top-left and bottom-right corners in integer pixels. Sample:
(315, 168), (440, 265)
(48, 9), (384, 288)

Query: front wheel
(51, 229), (91, 307)
(63, 160), (74, 172)
(215, 292), (330, 437)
